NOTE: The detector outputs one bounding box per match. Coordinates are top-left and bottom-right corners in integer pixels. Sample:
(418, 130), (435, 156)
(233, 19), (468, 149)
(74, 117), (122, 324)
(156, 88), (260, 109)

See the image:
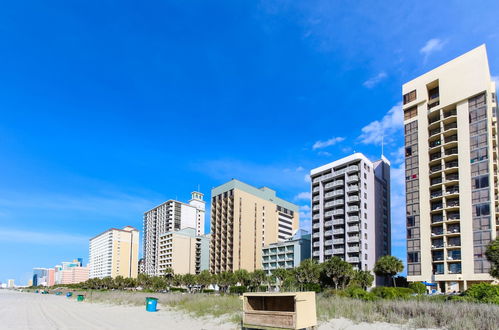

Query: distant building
(7, 279), (15, 288)
(47, 269), (55, 286)
(61, 267), (89, 284)
(138, 258), (145, 274)
(310, 153), (391, 286)
(143, 191), (206, 275)
(210, 179), (299, 273)
(262, 230), (311, 275)
(27, 280), (33, 287)
(32, 268), (48, 286)
(89, 226), (139, 279)
(158, 227), (209, 275)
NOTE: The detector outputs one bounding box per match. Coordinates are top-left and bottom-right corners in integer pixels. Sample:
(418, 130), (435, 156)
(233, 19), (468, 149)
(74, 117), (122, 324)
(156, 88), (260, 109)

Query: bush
(229, 286), (247, 294)
(371, 286), (414, 299)
(344, 286), (377, 301)
(170, 287), (187, 293)
(409, 282), (427, 295)
(303, 283), (322, 293)
(202, 289), (215, 293)
(462, 283), (499, 304)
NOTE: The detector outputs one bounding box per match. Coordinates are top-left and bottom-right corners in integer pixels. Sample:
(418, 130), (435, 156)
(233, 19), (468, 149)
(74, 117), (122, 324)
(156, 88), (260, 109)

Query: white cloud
(358, 103), (403, 145)
(294, 191), (311, 201)
(318, 151), (332, 157)
(390, 146), (405, 165)
(420, 38), (445, 56)
(492, 75), (499, 86)
(304, 174), (311, 183)
(0, 228), (88, 245)
(312, 136), (345, 150)
(363, 72), (387, 88)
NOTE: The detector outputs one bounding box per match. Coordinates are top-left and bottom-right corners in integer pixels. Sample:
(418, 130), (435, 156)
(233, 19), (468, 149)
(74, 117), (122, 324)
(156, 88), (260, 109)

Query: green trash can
(77, 294), (85, 302)
(145, 297), (158, 312)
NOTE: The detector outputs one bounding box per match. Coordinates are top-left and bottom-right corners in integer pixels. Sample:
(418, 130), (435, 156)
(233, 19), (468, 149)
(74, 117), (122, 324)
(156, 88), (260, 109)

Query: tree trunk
(392, 276), (396, 287)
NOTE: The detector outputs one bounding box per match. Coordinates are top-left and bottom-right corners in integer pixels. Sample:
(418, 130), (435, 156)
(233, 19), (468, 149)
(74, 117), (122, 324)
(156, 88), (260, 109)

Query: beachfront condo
(310, 153), (391, 285)
(210, 179), (299, 273)
(143, 191), (206, 276)
(157, 227), (209, 275)
(89, 226), (139, 279)
(403, 44), (498, 292)
(262, 229), (311, 275)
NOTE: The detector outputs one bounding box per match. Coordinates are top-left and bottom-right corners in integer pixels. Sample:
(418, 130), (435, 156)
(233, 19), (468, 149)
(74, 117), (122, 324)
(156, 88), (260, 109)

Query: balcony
(429, 153), (442, 161)
(324, 230), (333, 236)
(430, 177), (443, 186)
(325, 220), (333, 227)
(429, 140), (442, 149)
(444, 147), (458, 157)
(332, 219), (343, 225)
(347, 236), (360, 243)
(312, 223), (320, 229)
(444, 135), (458, 144)
(444, 122), (457, 131)
(347, 246), (360, 253)
(347, 216), (360, 223)
(446, 174), (459, 182)
(325, 239), (333, 245)
(431, 203), (443, 211)
(325, 249), (333, 255)
(445, 160), (459, 169)
(313, 251), (320, 257)
(333, 209), (345, 216)
(313, 214), (320, 220)
(347, 226), (360, 232)
(430, 190), (443, 199)
(348, 196), (360, 203)
(313, 242), (320, 248)
(430, 165), (442, 174)
(348, 206), (359, 213)
(443, 109), (457, 118)
(333, 238), (344, 245)
(347, 175), (359, 182)
(347, 257), (360, 263)
(334, 248), (345, 254)
(347, 165), (359, 173)
(313, 205), (320, 211)
(428, 115), (440, 124)
(333, 228), (345, 235)
(429, 127), (441, 136)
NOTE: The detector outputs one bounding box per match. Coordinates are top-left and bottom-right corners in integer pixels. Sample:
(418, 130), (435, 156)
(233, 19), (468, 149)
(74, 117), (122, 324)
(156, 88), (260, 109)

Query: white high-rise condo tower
(403, 45), (498, 292)
(143, 191), (206, 275)
(310, 153), (391, 286)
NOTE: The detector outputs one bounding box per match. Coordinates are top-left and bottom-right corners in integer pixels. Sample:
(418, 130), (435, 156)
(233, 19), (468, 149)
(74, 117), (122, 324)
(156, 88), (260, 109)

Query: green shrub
(170, 287), (187, 293)
(303, 283), (322, 293)
(371, 286), (413, 299)
(202, 289), (215, 293)
(229, 286), (247, 294)
(344, 286), (378, 301)
(409, 282), (427, 295)
(463, 283), (499, 304)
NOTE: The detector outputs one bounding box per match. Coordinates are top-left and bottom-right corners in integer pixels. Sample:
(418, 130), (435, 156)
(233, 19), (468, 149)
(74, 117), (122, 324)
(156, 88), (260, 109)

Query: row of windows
(471, 161), (489, 177)
(404, 106), (418, 120)
(403, 90), (417, 105)
(407, 263), (421, 276)
(407, 239), (420, 252)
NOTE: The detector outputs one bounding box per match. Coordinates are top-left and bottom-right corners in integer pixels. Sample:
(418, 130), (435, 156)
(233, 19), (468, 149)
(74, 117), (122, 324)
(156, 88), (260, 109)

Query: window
(403, 90), (417, 104)
(473, 203), (490, 217)
(472, 175), (489, 189)
(404, 106), (418, 120)
(408, 252), (419, 263)
(405, 147), (412, 156)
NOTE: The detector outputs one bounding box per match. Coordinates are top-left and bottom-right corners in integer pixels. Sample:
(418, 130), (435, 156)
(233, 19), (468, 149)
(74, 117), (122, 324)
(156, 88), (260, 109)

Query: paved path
(0, 290), (236, 329)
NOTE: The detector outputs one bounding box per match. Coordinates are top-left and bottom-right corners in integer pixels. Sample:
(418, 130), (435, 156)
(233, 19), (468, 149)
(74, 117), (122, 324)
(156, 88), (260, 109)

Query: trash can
(77, 295), (85, 302)
(56, 292), (62, 296)
(66, 292), (73, 298)
(35, 290), (39, 293)
(145, 297), (158, 312)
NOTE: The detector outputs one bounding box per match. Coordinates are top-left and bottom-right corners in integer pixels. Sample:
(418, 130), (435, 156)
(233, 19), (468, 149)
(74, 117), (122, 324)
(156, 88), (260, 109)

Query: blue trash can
(145, 297), (158, 312)
(66, 292), (73, 298)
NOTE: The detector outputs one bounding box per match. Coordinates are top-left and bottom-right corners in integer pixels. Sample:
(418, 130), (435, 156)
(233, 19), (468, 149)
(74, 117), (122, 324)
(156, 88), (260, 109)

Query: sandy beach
(0, 290), (237, 330)
(0, 290), (429, 330)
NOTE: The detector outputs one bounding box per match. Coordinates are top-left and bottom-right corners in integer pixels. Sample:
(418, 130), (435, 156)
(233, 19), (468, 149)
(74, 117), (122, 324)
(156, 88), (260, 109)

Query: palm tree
(197, 270), (212, 292)
(234, 269), (250, 287)
(322, 256), (354, 289)
(294, 259), (321, 290)
(216, 271), (236, 293)
(249, 270), (267, 292)
(351, 270), (374, 290)
(183, 274), (196, 292)
(373, 256), (404, 287)
(271, 268), (290, 291)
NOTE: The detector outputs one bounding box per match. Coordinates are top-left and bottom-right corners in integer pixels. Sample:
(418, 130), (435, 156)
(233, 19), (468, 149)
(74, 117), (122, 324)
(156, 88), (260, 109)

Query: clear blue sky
(1, 1), (498, 285)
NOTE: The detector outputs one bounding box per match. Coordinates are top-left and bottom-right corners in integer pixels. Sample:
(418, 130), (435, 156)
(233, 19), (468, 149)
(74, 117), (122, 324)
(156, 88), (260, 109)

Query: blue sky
(1, 1), (499, 285)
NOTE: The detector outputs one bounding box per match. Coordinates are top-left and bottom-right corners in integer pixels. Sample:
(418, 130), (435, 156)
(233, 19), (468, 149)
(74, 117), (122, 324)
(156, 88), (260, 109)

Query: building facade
(89, 226), (139, 279)
(403, 45), (498, 292)
(310, 153), (391, 284)
(210, 179), (299, 273)
(143, 191), (206, 275)
(157, 227), (209, 275)
(32, 268), (48, 287)
(262, 230), (311, 275)
(60, 267), (89, 284)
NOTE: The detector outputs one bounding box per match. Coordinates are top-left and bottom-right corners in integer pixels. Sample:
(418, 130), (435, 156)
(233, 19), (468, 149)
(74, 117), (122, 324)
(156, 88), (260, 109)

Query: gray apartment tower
(310, 153), (391, 285)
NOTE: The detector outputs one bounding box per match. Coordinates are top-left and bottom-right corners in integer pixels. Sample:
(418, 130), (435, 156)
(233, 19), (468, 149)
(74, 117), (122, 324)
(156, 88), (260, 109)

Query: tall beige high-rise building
(403, 45), (498, 292)
(89, 226), (139, 279)
(210, 179), (299, 273)
(157, 227), (210, 275)
(143, 192), (205, 275)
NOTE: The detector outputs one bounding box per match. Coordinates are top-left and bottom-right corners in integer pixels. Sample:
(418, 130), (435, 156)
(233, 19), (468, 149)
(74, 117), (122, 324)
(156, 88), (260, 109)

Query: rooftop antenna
(197, 184), (200, 192)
